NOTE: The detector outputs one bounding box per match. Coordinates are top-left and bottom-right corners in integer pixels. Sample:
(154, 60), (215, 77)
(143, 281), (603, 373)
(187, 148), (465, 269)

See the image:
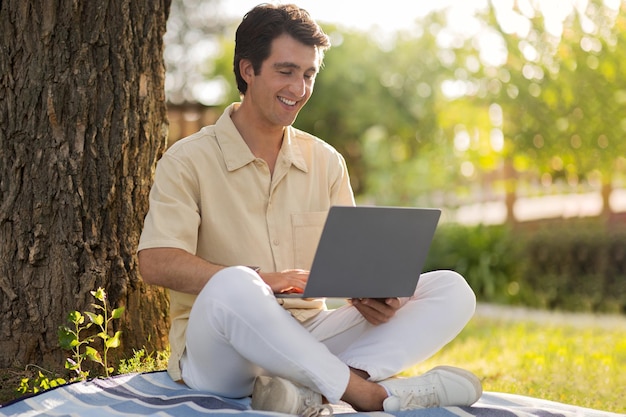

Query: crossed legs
(181, 266), (476, 406)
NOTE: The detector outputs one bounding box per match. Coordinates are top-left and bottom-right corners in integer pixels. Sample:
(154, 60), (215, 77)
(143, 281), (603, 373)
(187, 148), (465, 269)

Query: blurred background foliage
(424, 219), (626, 313)
(163, 0), (626, 312)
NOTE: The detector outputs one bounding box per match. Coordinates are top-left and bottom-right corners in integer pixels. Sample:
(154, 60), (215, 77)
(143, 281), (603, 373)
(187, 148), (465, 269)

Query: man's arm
(138, 247), (225, 294)
(138, 247), (311, 295)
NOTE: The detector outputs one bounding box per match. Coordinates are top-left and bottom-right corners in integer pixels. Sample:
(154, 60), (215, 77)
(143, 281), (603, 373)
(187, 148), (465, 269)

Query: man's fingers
(351, 297), (403, 325)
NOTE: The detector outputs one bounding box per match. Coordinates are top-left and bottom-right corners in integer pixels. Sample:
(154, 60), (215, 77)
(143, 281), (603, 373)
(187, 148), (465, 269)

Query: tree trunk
(503, 158), (517, 225)
(600, 178), (613, 221)
(0, 0), (171, 370)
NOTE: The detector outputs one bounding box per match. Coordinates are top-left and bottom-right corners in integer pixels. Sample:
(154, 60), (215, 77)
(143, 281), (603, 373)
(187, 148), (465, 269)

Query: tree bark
(0, 0), (171, 370)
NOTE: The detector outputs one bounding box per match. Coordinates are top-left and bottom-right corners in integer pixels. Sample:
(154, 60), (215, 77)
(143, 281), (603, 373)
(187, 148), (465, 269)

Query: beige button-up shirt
(138, 103), (355, 381)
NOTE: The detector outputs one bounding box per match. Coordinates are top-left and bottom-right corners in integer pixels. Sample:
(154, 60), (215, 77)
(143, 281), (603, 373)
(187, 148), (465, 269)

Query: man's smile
(278, 96), (297, 106)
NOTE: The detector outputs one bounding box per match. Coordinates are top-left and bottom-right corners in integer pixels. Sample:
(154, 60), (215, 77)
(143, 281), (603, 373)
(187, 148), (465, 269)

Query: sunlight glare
(222, 0), (489, 33)
(490, 129), (504, 152)
(454, 128), (471, 152)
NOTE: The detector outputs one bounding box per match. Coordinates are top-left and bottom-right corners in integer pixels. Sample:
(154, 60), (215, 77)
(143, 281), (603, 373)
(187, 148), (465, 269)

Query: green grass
(405, 316), (626, 414)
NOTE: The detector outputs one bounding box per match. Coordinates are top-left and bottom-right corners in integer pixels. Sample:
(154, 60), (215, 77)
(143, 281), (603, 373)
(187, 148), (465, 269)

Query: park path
(474, 302), (626, 330)
(327, 299), (626, 329)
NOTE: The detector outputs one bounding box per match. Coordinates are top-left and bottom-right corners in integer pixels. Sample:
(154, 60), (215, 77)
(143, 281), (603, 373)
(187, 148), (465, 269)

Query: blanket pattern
(1, 371), (623, 417)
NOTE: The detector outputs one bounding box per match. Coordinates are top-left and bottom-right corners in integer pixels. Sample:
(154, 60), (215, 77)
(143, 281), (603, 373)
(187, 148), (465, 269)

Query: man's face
(243, 33), (321, 129)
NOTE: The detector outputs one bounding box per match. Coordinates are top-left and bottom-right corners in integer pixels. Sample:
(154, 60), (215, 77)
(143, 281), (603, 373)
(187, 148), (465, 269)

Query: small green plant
(57, 287), (125, 380)
(118, 347), (170, 374)
(17, 287), (126, 395)
(17, 365), (67, 395)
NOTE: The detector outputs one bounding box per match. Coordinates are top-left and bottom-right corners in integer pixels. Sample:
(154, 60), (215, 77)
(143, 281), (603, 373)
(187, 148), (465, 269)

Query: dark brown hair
(233, 3), (331, 95)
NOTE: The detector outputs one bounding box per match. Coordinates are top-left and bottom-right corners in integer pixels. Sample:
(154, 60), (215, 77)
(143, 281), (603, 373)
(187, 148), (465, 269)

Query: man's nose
(289, 77), (307, 97)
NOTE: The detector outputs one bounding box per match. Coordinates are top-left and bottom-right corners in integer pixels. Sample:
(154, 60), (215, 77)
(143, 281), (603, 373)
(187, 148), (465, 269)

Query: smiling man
(230, 33), (320, 174)
(138, 4), (482, 415)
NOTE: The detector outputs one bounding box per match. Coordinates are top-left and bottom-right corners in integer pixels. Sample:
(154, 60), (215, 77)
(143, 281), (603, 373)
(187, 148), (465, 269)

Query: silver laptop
(277, 205), (441, 299)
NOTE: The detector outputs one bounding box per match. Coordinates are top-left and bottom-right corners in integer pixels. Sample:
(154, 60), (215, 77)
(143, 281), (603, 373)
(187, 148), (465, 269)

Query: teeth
(279, 97), (296, 106)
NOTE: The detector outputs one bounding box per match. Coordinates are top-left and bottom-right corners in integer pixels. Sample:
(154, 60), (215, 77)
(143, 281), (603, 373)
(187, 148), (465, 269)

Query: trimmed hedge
(424, 219), (626, 314)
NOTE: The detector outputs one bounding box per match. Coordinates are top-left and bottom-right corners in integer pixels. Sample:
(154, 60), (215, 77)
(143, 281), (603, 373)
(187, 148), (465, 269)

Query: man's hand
(259, 269), (309, 294)
(350, 297), (402, 325)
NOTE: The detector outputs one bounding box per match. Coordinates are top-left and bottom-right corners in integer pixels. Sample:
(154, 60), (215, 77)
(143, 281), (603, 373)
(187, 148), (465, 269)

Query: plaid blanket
(1, 371), (622, 417)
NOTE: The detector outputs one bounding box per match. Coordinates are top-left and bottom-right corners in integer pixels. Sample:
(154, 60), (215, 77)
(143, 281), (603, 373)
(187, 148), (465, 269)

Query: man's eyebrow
(273, 62), (318, 72)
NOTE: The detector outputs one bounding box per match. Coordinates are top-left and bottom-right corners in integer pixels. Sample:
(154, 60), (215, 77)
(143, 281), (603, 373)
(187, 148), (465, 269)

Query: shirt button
(273, 239), (280, 245)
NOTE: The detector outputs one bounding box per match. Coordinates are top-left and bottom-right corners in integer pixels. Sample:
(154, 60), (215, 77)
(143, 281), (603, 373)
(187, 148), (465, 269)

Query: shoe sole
(251, 376), (276, 411)
(251, 376), (296, 412)
(431, 366), (483, 400)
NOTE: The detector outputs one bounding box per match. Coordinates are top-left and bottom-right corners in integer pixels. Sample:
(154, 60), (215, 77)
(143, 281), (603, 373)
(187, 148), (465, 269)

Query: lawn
(2, 307), (625, 414)
(406, 312), (626, 414)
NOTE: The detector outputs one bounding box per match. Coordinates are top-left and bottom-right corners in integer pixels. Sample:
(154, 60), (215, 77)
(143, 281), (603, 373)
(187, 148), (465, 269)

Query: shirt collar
(215, 103), (308, 173)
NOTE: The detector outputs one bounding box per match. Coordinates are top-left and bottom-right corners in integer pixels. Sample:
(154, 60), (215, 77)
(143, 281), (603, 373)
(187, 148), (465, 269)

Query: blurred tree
(525, 1), (626, 218)
(298, 15), (463, 201)
(461, 0), (626, 221)
(164, 0), (233, 104)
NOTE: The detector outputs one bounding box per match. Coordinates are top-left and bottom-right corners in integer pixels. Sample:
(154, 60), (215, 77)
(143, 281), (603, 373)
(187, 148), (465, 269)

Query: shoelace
(301, 403), (334, 417)
(398, 391), (439, 410)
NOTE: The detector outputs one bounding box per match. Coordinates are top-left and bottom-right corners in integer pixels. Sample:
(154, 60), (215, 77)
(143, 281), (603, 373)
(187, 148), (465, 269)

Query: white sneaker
(251, 375), (334, 417)
(380, 366), (482, 410)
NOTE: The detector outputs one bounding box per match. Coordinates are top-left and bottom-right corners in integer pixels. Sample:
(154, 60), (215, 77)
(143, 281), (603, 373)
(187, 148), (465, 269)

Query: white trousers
(181, 266), (476, 403)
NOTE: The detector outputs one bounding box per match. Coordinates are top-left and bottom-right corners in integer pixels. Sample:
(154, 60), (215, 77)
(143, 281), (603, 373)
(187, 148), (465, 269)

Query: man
(138, 3), (482, 415)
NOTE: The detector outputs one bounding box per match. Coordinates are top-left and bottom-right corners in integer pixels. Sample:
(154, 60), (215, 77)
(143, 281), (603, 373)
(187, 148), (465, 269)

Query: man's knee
(199, 266), (268, 303)
(420, 270), (476, 313)
(444, 270), (476, 315)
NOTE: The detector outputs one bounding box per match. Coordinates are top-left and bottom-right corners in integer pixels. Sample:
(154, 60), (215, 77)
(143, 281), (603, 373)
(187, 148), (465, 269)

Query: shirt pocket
(291, 211), (328, 269)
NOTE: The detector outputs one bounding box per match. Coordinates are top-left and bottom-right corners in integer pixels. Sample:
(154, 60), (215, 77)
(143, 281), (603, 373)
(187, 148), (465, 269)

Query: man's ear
(239, 59), (255, 84)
